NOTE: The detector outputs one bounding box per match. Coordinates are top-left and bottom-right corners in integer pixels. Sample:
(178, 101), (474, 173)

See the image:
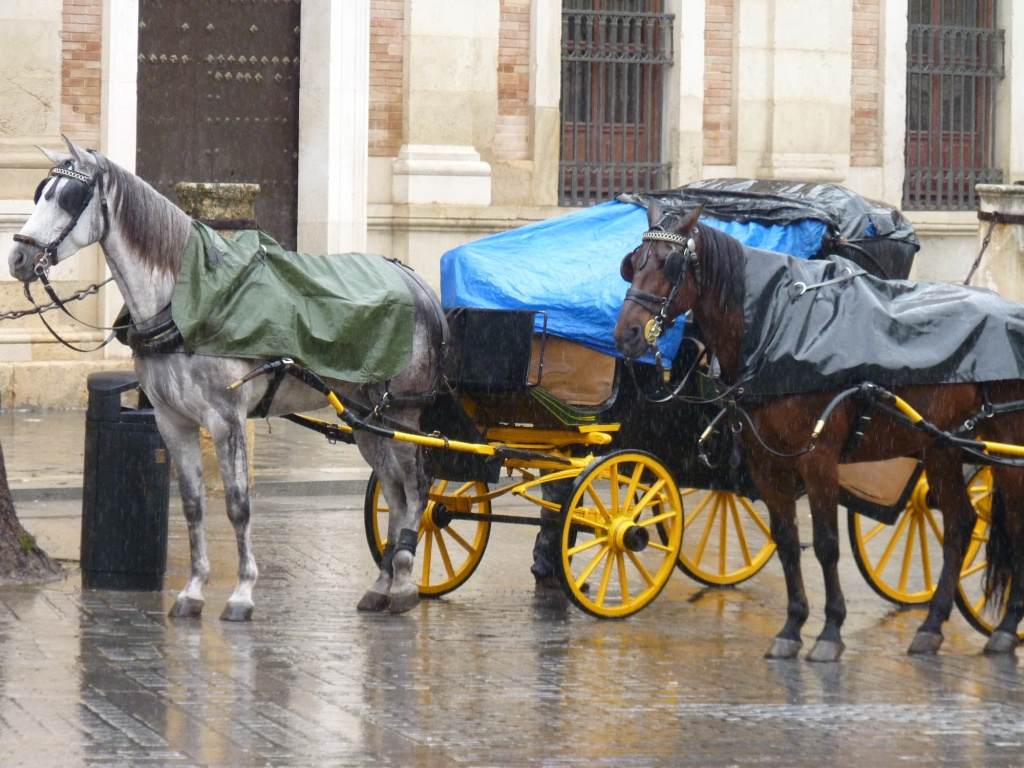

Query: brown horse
(614, 202), (1024, 661)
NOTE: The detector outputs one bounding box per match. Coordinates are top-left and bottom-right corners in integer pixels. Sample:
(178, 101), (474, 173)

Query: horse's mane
(106, 160), (192, 276)
(687, 216), (747, 315)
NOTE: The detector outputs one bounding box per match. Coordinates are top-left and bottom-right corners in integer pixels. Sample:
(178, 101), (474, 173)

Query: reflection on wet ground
(1, 410), (1024, 766)
(3, 500), (1024, 768)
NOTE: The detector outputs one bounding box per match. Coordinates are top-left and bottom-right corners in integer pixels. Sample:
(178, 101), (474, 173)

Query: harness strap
(624, 286), (670, 316)
(250, 365), (289, 419)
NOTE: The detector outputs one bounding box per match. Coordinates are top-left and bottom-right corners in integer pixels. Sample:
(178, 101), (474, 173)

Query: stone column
(175, 182), (260, 493)
(392, 0), (498, 205)
(297, 0), (369, 254)
(971, 184), (1024, 303)
(735, 0), (852, 182)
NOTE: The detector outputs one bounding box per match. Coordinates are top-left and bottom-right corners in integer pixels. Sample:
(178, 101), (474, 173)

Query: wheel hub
(423, 502), (452, 531)
(611, 518), (649, 553)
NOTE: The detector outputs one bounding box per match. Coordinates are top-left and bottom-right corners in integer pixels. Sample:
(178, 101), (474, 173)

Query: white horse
(9, 136), (445, 620)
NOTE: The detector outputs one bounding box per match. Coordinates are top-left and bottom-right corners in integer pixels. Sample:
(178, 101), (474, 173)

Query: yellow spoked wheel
(848, 474), (943, 606)
(674, 488), (775, 586)
(556, 451), (683, 618)
(364, 473), (491, 598)
(953, 468), (1020, 638)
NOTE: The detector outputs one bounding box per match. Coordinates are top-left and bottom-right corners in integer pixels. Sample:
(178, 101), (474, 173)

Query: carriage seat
(529, 336), (615, 407)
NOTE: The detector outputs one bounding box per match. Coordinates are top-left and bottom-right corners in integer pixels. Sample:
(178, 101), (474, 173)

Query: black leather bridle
(621, 225), (699, 367)
(14, 155), (111, 274)
(13, 154), (117, 352)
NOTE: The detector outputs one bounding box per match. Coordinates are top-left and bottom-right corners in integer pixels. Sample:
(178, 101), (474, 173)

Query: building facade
(1, 0), (1021, 406)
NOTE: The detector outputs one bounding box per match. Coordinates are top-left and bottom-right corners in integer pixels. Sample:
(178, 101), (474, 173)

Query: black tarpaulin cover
(737, 247), (1024, 397)
(629, 178), (919, 246)
(621, 178), (921, 279)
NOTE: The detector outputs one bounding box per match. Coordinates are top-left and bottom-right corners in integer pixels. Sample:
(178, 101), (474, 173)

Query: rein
(20, 280), (118, 353)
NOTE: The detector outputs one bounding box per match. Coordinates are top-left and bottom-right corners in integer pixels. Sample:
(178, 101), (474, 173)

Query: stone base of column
(392, 145), (492, 206)
(757, 153), (846, 183)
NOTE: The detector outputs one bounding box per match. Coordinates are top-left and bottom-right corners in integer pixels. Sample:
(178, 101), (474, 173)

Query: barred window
(904, 0), (1004, 211)
(559, 0), (673, 207)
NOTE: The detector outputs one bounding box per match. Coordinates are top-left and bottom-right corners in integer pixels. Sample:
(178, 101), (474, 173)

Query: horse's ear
(62, 134), (89, 165)
(682, 203), (705, 231)
(647, 198), (663, 229)
(38, 144), (71, 167)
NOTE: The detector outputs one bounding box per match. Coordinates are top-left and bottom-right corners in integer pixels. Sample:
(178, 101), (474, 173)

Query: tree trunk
(0, 427), (61, 582)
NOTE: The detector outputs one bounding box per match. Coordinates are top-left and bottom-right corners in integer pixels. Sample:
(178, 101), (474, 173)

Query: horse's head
(613, 201), (704, 361)
(9, 135), (110, 283)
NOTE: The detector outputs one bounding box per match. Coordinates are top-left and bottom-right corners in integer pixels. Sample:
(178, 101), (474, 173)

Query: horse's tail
(983, 487), (1013, 610)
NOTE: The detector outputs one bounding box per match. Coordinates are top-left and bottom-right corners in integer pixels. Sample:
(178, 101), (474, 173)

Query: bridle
(621, 223), (700, 373)
(14, 155), (111, 273)
(12, 153), (117, 352)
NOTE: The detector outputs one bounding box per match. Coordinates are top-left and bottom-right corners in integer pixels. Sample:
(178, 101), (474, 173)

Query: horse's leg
(385, 439), (430, 613)
(356, 434), (401, 612)
(750, 463), (807, 659)
(355, 432), (429, 614)
(801, 459), (846, 662)
(159, 417), (210, 618)
(984, 470), (1024, 653)
(209, 415), (258, 621)
(909, 449), (976, 654)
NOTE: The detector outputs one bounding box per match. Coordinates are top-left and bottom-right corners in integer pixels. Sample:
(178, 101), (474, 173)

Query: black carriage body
(428, 305), (747, 494)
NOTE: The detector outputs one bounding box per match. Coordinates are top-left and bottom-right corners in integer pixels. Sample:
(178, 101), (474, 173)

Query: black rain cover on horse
(738, 247), (1024, 397)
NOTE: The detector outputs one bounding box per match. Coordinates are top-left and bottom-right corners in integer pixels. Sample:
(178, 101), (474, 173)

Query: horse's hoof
(168, 597), (204, 618)
(387, 585), (421, 615)
(220, 601), (254, 622)
(908, 630), (944, 655)
(357, 590), (390, 612)
(984, 631), (1019, 655)
(807, 640), (845, 663)
(765, 638), (803, 660)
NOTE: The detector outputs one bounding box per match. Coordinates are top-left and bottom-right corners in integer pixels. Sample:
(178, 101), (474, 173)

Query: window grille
(559, 0), (673, 207)
(904, 0), (1004, 211)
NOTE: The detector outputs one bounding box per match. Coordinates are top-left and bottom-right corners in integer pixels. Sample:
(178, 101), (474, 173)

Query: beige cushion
(529, 336), (616, 406)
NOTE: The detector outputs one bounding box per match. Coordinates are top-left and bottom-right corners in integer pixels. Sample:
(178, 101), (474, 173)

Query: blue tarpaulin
(440, 199), (827, 363)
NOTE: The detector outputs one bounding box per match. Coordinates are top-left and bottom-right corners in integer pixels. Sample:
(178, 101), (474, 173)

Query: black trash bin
(81, 371), (171, 590)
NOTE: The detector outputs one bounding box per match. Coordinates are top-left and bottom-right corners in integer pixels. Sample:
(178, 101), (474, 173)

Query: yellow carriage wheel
(556, 451), (683, 618)
(848, 473), (943, 606)
(673, 489), (776, 586)
(953, 468), (1021, 638)
(364, 473), (491, 598)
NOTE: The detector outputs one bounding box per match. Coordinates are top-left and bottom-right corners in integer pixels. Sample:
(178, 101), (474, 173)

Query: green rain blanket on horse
(171, 221), (414, 383)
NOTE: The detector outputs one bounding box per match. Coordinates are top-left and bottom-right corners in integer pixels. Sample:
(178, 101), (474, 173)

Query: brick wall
(369, 0), (404, 157)
(851, 0), (881, 166)
(496, 0), (530, 160)
(703, 0), (734, 166)
(62, 0), (102, 147)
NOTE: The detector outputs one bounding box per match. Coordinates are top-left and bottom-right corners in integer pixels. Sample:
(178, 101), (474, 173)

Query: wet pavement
(3, 408), (1024, 767)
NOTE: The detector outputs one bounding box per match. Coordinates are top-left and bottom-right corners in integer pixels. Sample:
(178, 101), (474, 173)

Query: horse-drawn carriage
(347, 177), (1001, 639)
(422, 177), (997, 618)
(9, 138), (1019, 659)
